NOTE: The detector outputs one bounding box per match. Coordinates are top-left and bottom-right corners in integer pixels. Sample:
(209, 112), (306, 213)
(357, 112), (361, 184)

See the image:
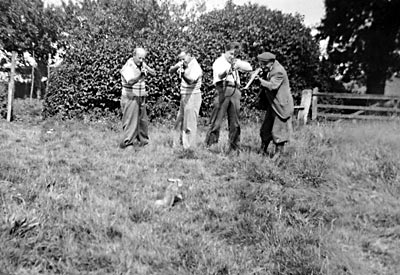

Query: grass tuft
(1, 102), (400, 274)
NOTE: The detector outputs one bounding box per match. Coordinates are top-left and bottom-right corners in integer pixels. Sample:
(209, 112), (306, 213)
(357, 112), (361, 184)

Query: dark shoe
(270, 143), (285, 161)
(119, 140), (128, 149)
(260, 146), (268, 156)
(177, 148), (197, 159)
(226, 145), (241, 156)
(275, 143), (285, 154)
(260, 140), (271, 155)
(139, 140), (149, 147)
(271, 151), (281, 162)
(205, 132), (219, 147)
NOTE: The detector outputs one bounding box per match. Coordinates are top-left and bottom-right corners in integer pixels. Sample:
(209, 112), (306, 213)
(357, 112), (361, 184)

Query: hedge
(43, 2), (323, 120)
(0, 82), (7, 119)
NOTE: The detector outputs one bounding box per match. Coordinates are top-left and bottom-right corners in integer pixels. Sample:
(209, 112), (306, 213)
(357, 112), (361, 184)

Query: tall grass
(1, 103), (399, 274)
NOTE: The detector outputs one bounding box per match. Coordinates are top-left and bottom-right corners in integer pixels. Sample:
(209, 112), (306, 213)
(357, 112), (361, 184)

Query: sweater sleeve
(143, 62), (156, 76)
(260, 71), (284, 90)
(121, 59), (141, 85)
(183, 61), (203, 84)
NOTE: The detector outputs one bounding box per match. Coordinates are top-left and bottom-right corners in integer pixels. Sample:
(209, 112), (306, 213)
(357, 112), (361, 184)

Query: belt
(122, 90), (147, 97)
(216, 81), (237, 88)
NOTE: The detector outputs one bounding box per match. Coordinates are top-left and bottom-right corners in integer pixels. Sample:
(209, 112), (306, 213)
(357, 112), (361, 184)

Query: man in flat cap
(169, 48), (203, 150)
(205, 41), (253, 152)
(254, 51), (294, 159)
(119, 47), (156, 149)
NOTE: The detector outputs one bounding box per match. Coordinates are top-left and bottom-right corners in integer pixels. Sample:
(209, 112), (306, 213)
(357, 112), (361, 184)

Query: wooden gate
(311, 91), (400, 121)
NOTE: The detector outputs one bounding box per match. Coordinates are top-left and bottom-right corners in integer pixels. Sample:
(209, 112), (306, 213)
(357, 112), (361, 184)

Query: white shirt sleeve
(235, 59), (253, 72)
(213, 57), (230, 84)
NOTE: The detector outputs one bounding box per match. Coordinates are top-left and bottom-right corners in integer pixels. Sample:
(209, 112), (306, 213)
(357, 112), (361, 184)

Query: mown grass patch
(1, 106), (400, 274)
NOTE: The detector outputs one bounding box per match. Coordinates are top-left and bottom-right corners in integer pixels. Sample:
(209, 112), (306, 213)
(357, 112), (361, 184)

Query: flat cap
(257, 52), (276, 62)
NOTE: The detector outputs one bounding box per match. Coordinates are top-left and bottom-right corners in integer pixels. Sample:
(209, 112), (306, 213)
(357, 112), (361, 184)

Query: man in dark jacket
(254, 52), (294, 158)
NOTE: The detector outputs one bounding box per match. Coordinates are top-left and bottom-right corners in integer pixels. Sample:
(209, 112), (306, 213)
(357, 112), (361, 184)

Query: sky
(209, 0), (325, 27)
(44, 0), (325, 27)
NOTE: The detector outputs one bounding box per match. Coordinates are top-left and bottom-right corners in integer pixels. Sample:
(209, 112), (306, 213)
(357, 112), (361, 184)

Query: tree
(58, 0), (174, 41)
(0, 0), (63, 120)
(42, 0), (181, 118)
(318, 0), (400, 94)
(194, 2), (321, 101)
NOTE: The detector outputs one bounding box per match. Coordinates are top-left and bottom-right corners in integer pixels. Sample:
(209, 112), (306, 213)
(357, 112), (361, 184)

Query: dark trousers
(120, 94), (149, 146)
(205, 84), (241, 150)
(260, 103), (292, 152)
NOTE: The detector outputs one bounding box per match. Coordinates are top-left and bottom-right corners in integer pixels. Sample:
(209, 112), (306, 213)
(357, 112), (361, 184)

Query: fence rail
(306, 90), (400, 121)
(316, 104), (400, 113)
(312, 92), (400, 101)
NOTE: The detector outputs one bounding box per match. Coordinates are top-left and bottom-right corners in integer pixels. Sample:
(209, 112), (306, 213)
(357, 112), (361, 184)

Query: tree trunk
(366, 69), (386, 95)
(30, 51), (35, 102)
(7, 51), (17, 122)
(364, 28), (390, 95)
(45, 53), (50, 99)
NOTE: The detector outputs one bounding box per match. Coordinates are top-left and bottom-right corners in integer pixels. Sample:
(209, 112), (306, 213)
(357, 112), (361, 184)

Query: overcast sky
(44, 0), (325, 27)
(209, 0), (325, 26)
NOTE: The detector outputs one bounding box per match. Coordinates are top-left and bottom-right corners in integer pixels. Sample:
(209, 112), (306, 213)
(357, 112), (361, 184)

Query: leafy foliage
(0, 82), (7, 119)
(193, 2), (321, 106)
(58, 0), (172, 41)
(318, 0), (400, 94)
(43, 1), (323, 119)
(0, 0), (64, 121)
(0, 0), (63, 62)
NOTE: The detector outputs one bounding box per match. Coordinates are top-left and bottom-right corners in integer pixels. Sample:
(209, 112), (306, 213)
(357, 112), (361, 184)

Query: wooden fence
(295, 88), (400, 123)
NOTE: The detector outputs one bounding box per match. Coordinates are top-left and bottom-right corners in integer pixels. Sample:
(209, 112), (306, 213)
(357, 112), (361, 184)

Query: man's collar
(129, 58), (139, 67)
(222, 54), (230, 62)
(267, 61), (275, 71)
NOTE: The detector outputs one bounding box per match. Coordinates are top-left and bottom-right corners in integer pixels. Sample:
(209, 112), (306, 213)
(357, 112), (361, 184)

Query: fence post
(6, 51), (17, 122)
(297, 89), (312, 125)
(311, 87), (319, 121)
(394, 98), (399, 111)
(29, 50), (35, 102)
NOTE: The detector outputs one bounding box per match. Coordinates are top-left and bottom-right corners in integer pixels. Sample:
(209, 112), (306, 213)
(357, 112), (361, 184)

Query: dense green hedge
(0, 82), (7, 119)
(43, 2), (323, 120)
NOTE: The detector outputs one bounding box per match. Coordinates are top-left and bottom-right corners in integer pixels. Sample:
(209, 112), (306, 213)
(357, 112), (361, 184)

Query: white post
(297, 89), (312, 125)
(7, 51), (17, 122)
(30, 50), (35, 102)
(311, 87), (319, 121)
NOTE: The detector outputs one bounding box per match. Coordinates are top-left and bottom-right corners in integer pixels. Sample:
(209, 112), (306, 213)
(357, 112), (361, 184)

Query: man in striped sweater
(169, 49), (203, 150)
(119, 47), (156, 149)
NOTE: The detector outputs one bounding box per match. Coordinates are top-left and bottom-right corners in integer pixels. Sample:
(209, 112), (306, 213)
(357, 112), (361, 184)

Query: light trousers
(175, 92), (202, 149)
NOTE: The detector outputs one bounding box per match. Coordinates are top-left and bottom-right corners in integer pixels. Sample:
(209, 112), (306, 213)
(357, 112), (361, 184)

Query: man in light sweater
(205, 42), (252, 152)
(169, 48), (203, 149)
(119, 47), (156, 149)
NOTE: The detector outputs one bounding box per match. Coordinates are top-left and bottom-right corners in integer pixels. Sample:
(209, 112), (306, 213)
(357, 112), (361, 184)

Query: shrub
(43, 2), (322, 120)
(0, 82), (7, 119)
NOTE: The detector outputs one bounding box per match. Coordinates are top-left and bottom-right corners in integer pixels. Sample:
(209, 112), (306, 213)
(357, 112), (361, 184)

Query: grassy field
(1, 99), (400, 275)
